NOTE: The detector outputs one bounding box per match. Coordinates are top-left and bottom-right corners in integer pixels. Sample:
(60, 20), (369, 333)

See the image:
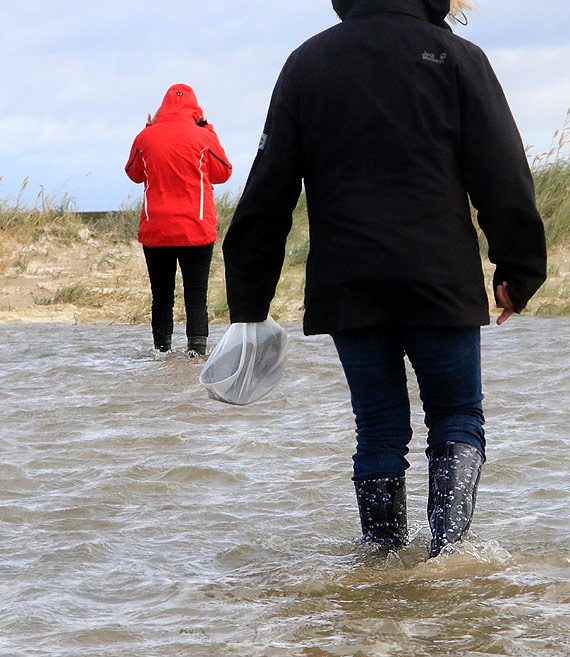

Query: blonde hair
(449, 0), (473, 21)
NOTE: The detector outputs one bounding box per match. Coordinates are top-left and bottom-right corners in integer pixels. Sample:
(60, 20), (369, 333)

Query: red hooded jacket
(125, 84), (232, 247)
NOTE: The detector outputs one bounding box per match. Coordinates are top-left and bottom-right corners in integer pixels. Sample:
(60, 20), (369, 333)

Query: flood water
(1, 319), (569, 657)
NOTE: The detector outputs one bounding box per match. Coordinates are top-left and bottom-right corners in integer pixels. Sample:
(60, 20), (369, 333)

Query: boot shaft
(354, 476), (407, 548)
(188, 335), (207, 356)
(428, 442), (483, 557)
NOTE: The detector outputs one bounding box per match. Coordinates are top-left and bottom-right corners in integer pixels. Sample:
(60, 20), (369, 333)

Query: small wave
(408, 538), (513, 580)
(338, 531), (513, 586)
(160, 465), (249, 485)
(133, 345), (207, 361)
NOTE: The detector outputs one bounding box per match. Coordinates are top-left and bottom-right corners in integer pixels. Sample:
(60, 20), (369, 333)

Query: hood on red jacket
(155, 84), (204, 123)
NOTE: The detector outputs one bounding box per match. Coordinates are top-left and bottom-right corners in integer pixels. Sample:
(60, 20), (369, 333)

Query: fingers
(496, 281), (515, 325)
(496, 281), (512, 309)
(497, 308), (515, 325)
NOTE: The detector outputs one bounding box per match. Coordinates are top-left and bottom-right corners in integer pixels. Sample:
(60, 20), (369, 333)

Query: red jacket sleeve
(204, 125), (233, 184)
(125, 135), (145, 183)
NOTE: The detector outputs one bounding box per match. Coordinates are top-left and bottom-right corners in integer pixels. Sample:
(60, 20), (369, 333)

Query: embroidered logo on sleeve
(422, 51), (447, 64)
(258, 133), (268, 151)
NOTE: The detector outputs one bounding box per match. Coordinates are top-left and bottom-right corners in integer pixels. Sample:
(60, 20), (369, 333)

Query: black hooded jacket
(223, 0), (546, 335)
(334, 0), (450, 25)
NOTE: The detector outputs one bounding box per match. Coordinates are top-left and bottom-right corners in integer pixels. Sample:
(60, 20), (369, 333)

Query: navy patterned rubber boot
(428, 442), (484, 558)
(354, 476), (407, 549)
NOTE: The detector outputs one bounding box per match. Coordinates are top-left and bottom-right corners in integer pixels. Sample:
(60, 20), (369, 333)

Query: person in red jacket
(125, 84), (232, 354)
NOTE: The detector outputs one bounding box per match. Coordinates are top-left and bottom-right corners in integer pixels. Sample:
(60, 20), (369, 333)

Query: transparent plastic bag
(199, 316), (287, 405)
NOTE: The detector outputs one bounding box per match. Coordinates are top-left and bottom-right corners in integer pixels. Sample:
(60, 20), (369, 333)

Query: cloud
(483, 46), (570, 159)
(461, 0), (570, 48)
(1, 0), (335, 209)
(1, 0), (567, 210)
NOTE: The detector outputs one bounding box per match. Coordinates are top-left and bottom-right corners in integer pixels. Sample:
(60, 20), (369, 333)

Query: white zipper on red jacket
(142, 153), (151, 222)
(198, 148), (208, 221)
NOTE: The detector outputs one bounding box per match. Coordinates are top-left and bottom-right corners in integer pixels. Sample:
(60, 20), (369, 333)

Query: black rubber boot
(428, 442), (484, 558)
(354, 476), (407, 549)
(188, 336), (207, 356)
(154, 336), (172, 352)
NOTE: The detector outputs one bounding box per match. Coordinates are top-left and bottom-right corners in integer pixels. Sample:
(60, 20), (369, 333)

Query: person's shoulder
(195, 123), (224, 148)
(138, 123), (161, 139)
(414, 22), (493, 74)
(298, 22), (343, 48)
(132, 126), (150, 146)
(442, 29), (490, 65)
(285, 23), (344, 65)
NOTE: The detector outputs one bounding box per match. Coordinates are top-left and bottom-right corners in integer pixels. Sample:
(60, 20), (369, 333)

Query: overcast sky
(2, 0), (569, 211)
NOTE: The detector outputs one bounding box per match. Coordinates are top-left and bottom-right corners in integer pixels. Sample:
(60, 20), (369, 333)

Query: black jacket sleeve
(459, 47), (547, 312)
(222, 57), (303, 323)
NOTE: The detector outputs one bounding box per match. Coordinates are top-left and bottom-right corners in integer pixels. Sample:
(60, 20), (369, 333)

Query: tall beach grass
(1, 113), (570, 322)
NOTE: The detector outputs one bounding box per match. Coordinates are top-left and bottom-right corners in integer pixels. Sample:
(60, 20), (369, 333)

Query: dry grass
(1, 115), (570, 323)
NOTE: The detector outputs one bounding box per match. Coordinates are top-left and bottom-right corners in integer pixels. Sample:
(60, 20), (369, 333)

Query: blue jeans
(331, 326), (485, 480)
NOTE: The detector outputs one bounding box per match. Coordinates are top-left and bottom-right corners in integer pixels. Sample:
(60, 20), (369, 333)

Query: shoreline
(0, 308), (552, 326)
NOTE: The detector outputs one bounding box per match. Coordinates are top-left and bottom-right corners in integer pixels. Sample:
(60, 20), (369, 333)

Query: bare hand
(147, 111), (158, 125)
(496, 281), (514, 325)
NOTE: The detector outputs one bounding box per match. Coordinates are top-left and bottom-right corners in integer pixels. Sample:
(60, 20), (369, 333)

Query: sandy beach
(0, 227), (308, 325)
(0, 225), (568, 326)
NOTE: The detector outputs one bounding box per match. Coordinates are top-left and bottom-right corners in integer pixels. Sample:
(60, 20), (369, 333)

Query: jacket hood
(156, 84), (203, 123)
(332, 0), (471, 24)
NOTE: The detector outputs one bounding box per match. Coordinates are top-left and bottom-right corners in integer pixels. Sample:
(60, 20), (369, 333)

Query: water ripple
(0, 319), (568, 656)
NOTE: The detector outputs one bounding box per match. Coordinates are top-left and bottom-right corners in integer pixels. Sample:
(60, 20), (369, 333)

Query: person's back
(224, 1), (545, 333)
(126, 84), (232, 353)
(127, 84), (232, 247)
(222, 0), (547, 557)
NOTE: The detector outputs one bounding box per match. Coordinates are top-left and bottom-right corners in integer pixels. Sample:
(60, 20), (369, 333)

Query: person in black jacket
(222, 0), (547, 557)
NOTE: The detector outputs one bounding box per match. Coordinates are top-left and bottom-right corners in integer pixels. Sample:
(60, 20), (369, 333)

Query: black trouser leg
(177, 243), (214, 353)
(143, 246), (177, 351)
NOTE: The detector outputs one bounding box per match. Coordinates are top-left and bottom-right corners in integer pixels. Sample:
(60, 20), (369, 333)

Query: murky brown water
(1, 319), (569, 657)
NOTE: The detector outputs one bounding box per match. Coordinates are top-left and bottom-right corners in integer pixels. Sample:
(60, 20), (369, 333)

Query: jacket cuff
(492, 271), (528, 314)
(228, 307), (269, 324)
